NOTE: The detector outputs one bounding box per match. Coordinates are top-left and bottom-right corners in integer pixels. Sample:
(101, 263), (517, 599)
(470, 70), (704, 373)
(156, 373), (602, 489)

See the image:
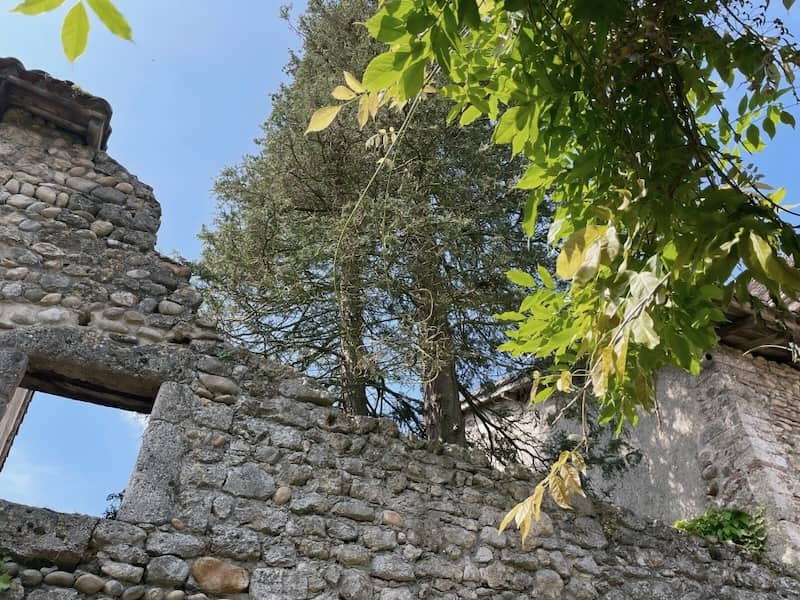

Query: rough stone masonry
(0, 57), (798, 600)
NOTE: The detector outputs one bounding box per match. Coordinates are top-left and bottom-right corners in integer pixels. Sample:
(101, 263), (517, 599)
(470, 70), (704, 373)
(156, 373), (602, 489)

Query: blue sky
(0, 0), (307, 515)
(0, 2), (798, 516)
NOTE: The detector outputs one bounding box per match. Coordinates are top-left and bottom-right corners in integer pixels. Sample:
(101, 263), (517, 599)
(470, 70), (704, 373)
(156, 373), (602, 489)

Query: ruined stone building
(0, 58), (798, 599)
(466, 301), (800, 571)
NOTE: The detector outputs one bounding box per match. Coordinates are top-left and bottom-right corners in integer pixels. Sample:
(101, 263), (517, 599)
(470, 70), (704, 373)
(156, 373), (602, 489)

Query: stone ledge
(0, 499), (98, 569)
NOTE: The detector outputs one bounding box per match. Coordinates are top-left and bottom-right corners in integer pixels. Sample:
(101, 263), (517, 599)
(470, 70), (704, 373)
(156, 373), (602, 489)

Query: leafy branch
(11, 0), (132, 61)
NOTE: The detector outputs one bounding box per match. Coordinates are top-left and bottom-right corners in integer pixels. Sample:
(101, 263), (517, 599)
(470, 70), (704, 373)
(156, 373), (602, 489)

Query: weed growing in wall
(675, 507), (767, 555)
(0, 555), (11, 591)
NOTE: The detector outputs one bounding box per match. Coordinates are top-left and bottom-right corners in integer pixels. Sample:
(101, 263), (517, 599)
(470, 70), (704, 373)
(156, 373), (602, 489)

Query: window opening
(0, 390), (148, 517)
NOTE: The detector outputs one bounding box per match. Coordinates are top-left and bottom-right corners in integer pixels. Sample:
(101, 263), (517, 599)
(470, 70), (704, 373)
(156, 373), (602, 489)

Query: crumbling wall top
(0, 57), (112, 150)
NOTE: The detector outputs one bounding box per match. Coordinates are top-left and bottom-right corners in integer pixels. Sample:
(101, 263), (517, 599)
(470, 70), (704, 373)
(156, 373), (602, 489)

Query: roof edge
(0, 57), (112, 150)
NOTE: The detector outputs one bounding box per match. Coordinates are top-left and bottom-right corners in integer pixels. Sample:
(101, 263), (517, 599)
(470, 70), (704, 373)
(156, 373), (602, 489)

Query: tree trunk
(422, 352), (465, 445)
(418, 293), (466, 445)
(338, 256), (369, 415)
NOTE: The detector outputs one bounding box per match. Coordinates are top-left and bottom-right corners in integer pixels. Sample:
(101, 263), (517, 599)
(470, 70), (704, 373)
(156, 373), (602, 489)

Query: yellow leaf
(614, 332), (629, 382)
(570, 451), (587, 474)
(560, 464), (586, 497)
(514, 497), (533, 527)
(344, 71), (365, 93)
(573, 239), (602, 285)
(519, 500), (533, 546)
(305, 105), (342, 134)
(604, 225), (620, 262)
(556, 225), (607, 280)
(554, 450), (571, 470)
(368, 92), (379, 118)
(532, 483), (545, 521)
(556, 370), (572, 392)
(12, 0), (65, 15)
(498, 501), (524, 534)
(590, 345), (613, 397)
(528, 370), (541, 405)
(86, 0), (131, 40)
(549, 475), (573, 510)
(631, 310), (660, 349)
(357, 95), (369, 129)
(61, 1), (90, 62)
(332, 85), (357, 101)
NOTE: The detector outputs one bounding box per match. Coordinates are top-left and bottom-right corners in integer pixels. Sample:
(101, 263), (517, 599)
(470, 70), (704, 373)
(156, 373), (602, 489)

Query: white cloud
(0, 445), (60, 508)
(121, 411), (149, 433)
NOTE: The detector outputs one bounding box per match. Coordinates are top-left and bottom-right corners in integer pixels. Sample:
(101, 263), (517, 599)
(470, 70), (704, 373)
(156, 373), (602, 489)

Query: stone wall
(1, 60), (799, 599)
(466, 346), (800, 568)
(2, 374), (800, 600)
(0, 107), (217, 348)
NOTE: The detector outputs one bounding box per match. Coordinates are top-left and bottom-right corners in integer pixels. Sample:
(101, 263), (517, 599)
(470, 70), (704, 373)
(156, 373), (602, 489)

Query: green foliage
(310, 0), (800, 539)
(0, 555), (10, 591)
(198, 0), (554, 439)
(337, 0), (800, 433)
(675, 507), (767, 555)
(12, 0), (132, 61)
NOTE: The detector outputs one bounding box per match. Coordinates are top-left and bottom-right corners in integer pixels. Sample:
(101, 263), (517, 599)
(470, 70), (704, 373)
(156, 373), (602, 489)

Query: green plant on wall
(0, 556), (11, 592)
(675, 507), (767, 555)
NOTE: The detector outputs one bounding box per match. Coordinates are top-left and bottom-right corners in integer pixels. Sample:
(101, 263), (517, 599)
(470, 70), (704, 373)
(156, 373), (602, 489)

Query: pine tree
(197, 0), (551, 443)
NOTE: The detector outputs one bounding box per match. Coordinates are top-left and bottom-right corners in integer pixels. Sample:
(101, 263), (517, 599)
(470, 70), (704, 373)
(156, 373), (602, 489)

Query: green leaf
(533, 386), (555, 404)
(61, 2), (90, 62)
(506, 269), (536, 287)
(364, 12), (407, 43)
(747, 232), (776, 275)
(407, 11), (435, 34)
(399, 59), (425, 100)
(494, 106), (527, 145)
(86, 0), (131, 40)
(459, 105), (482, 126)
(516, 163), (549, 190)
(770, 187), (787, 204)
(11, 0), (65, 15)
(737, 94), (748, 116)
(521, 193), (540, 238)
(305, 105), (342, 134)
(745, 123), (760, 148)
(456, 0), (480, 28)
(784, 0), (795, 9)
(430, 25), (452, 73)
(362, 51), (409, 92)
(699, 284), (724, 301)
(780, 111), (796, 127)
(762, 117), (776, 139)
(538, 265), (555, 289)
(495, 311), (525, 322)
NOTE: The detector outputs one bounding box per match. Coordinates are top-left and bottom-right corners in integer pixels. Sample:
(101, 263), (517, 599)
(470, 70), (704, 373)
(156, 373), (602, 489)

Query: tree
(196, 0), (553, 444)
(316, 0), (800, 542)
